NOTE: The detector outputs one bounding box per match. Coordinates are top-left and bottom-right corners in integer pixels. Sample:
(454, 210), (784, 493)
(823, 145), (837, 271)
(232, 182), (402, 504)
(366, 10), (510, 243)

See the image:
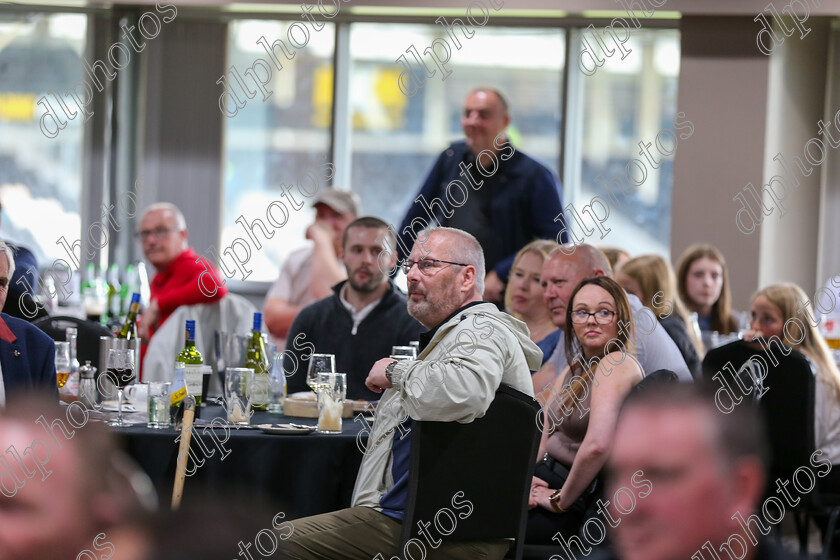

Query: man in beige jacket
(280, 227), (541, 560)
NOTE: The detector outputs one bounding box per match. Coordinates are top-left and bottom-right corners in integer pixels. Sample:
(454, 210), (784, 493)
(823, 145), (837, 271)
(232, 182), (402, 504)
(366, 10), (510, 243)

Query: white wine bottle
(242, 312), (270, 412)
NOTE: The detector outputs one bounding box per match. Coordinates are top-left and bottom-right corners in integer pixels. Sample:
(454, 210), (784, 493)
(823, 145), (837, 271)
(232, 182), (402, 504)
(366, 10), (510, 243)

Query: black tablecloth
(112, 405), (367, 517)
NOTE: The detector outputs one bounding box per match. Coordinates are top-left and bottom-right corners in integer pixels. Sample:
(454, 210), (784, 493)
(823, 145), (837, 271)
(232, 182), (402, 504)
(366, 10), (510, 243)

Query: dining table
(110, 404), (369, 518)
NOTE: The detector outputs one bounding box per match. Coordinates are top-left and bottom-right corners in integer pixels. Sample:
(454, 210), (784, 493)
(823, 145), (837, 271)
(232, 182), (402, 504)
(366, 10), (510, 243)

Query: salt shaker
(79, 361), (98, 409)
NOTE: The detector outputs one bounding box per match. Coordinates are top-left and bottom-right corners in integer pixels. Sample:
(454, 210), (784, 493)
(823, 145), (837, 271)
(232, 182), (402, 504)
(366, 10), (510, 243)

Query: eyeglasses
(400, 258), (470, 276)
(137, 227), (179, 240)
(571, 310), (617, 324)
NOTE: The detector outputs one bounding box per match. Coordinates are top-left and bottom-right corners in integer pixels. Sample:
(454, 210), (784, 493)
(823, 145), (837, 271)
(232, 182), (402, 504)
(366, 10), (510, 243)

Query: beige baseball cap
(312, 189), (361, 216)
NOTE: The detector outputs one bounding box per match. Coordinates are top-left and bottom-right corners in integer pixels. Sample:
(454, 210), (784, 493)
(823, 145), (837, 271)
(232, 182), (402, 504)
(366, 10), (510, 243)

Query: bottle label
(171, 385), (187, 406)
(184, 365), (204, 400)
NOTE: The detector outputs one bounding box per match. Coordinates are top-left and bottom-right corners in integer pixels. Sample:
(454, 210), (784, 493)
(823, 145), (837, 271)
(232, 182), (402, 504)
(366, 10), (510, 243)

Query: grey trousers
(278, 506), (509, 560)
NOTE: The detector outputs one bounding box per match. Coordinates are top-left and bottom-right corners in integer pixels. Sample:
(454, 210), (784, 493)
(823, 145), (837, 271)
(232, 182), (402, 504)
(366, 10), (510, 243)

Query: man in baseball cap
(263, 189), (360, 349)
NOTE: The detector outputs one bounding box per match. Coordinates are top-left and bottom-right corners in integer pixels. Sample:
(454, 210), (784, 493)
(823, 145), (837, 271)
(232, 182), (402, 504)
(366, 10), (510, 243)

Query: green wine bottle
(243, 312), (270, 411)
(117, 293), (141, 339)
(176, 320), (204, 410)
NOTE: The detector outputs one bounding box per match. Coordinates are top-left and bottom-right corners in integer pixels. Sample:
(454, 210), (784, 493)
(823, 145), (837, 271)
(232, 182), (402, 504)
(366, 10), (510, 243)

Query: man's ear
(727, 456), (766, 527)
(461, 265), (477, 293)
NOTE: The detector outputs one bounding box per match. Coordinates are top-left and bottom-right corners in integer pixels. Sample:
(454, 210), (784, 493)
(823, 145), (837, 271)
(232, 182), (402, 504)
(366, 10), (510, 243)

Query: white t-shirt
(264, 243), (345, 349)
(814, 365), (840, 464)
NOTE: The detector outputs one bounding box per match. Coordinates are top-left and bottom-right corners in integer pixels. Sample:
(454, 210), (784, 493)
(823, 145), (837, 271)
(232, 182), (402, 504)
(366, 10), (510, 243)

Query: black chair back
(703, 339), (815, 481)
(33, 315), (114, 370)
(400, 383), (541, 560)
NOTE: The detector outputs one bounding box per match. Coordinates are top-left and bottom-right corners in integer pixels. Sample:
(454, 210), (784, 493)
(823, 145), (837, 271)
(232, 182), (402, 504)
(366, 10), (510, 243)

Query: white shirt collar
(339, 284), (384, 335)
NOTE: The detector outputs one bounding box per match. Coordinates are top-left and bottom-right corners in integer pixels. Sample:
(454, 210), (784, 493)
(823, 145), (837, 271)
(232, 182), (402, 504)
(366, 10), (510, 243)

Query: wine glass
(54, 342), (71, 391)
(307, 354), (335, 392)
(106, 348), (136, 426)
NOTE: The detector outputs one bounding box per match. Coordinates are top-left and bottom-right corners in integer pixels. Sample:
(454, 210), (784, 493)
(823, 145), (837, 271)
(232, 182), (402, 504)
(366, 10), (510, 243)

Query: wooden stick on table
(172, 396), (196, 510)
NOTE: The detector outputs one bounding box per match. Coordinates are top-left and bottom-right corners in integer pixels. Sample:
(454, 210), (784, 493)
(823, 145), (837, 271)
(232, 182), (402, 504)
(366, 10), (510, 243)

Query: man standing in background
(398, 87), (566, 304)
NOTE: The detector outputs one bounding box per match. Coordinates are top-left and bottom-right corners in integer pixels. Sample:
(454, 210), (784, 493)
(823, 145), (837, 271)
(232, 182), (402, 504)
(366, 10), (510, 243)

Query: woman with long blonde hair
(616, 254), (704, 373)
(504, 240), (560, 366)
(745, 283), (840, 463)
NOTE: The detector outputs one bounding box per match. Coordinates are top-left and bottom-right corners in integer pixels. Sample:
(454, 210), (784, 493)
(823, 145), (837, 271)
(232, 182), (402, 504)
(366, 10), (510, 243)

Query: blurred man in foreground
(597, 384), (801, 560)
(0, 397), (145, 560)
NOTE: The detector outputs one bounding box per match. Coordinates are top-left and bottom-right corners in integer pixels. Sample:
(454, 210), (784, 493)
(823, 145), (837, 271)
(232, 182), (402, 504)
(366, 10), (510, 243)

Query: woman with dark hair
(675, 244), (743, 347)
(526, 276), (643, 543)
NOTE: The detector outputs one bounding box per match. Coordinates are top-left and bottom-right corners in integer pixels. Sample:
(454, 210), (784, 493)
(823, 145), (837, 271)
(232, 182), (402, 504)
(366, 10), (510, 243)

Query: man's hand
(306, 220), (335, 248)
(365, 358), (396, 394)
(483, 271), (505, 303)
(139, 299), (159, 343)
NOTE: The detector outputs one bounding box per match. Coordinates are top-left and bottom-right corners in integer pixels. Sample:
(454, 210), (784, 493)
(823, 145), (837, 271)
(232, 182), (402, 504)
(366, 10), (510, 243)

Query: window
(0, 13), (88, 266)
(221, 19), (335, 282)
(574, 29), (681, 257)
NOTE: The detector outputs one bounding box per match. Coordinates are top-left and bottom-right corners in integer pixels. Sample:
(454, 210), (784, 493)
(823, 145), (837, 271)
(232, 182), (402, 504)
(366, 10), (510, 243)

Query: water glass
(317, 372), (346, 434)
(390, 346), (417, 360)
(147, 382), (171, 428)
(268, 353), (287, 414)
(225, 367), (254, 425)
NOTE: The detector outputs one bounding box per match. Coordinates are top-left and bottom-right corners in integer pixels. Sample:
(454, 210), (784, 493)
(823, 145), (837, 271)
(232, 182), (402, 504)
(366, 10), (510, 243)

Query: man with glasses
(397, 88), (566, 304)
(137, 203), (227, 344)
(280, 227), (542, 560)
(532, 244), (692, 395)
(283, 217), (424, 400)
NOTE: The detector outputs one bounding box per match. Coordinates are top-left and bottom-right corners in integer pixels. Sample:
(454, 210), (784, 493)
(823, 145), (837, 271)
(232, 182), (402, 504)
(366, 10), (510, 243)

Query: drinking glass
(307, 354), (335, 391)
(390, 346), (417, 360)
(317, 372), (346, 434)
(84, 285), (107, 324)
(268, 353), (286, 414)
(147, 382), (171, 428)
(105, 348), (135, 427)
(225, 367), (254, 425)
(54, 342), (71, 390)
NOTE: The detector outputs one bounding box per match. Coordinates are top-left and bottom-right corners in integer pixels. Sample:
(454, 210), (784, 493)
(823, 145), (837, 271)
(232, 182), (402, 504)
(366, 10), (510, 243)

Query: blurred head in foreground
(606, 384), (768, 560)
(0, 396), (150, 560)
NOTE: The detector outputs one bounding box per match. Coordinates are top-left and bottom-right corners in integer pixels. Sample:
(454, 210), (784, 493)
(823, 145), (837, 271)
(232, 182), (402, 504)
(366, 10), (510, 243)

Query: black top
(659, 314), (702, 379)
(284, 281), (425, 400)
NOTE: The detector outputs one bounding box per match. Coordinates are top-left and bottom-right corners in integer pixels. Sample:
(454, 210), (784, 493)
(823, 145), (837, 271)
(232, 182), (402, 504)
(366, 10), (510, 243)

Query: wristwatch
(549, 489), (567, 513)
(385, 360), (398, 383)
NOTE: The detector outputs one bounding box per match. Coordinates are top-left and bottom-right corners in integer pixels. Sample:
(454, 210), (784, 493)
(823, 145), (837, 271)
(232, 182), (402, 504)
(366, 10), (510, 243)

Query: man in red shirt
(138, 203), (227, 345)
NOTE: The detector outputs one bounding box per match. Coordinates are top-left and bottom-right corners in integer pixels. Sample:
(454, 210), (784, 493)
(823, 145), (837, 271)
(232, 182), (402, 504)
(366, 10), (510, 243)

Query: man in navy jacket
(0, 241), (57, 405)
(398, 88), (566, 303)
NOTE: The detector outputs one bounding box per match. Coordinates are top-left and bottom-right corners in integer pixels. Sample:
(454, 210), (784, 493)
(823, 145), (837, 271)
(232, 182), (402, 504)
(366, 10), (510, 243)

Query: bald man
(138, 203), (227, 343)
(397, 87), (566, 304)
(532, 244), (692, 391)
